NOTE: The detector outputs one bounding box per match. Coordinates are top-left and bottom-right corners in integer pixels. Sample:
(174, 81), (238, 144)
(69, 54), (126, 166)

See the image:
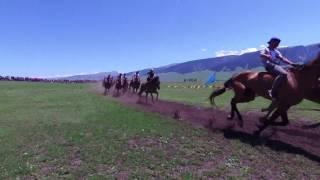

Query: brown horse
(130, 76), (141, 93)
(114, 77), (122, 96)
(102, 77), (114, 95)
(122, 77), (129, 94)
(209, 54), (320, 132)
(138, 76), (160, 103)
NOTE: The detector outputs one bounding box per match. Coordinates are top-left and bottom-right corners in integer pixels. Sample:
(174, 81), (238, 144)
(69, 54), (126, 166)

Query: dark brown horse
(130, 76), (141, 93)
(122, 77), (129, 94)
(138, 76), (160, 103)
(114, 77), (122, 96)
(209, 54), (320, 132)
(102, 77), (114, 95)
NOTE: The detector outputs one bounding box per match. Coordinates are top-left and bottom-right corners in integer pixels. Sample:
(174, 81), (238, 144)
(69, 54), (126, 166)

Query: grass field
(159, 82), (320, 121)
(0, 81), (319, 179)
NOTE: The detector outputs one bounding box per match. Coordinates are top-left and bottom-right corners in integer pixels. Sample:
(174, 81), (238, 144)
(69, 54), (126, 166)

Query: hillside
(60, 43), (320, 81)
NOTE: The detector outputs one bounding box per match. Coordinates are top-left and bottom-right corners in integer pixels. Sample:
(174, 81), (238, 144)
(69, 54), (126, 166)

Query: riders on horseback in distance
(260, 37), (299, 103)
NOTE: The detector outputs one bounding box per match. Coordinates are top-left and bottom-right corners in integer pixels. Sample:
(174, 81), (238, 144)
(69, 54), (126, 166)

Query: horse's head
(297, 53), (320, 83)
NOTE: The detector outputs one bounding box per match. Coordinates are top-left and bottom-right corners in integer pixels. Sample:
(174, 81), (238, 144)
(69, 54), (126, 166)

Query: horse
(122, 77), (129, 94)
(209, 54), (320, 132)
(102, 77), (114, 95)
(130, 76), (141, 93)
(138, 76), (160, 103)
(114, 78), (123, 96)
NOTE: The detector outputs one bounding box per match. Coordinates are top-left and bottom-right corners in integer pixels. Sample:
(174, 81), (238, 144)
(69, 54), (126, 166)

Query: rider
(106, 74), (111, 81)
(133, 71), (140, 81)
(146, 69), (155, 82)
(122, 73), (128, 85)
(117, 73), (122, 84)
(260, 37), (297, 101)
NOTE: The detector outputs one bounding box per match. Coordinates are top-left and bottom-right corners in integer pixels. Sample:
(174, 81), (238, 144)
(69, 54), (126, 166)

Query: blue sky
(0, 0), (319, 77)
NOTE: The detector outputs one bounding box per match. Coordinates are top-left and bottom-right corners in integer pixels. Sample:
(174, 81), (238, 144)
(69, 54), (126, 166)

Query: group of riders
(106, 37), (320, 128)
(103, 69), (157, 95)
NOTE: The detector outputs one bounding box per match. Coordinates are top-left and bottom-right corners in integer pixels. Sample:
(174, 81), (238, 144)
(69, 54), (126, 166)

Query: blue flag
(205, 73), (216, 85)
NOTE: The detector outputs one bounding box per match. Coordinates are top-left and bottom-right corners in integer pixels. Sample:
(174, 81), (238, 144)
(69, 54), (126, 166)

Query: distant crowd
(0, 75), (97, 83)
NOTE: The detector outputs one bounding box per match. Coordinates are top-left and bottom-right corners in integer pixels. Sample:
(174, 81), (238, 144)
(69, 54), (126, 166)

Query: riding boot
(269, 75), (284, 100)
(262, 75), (284, 115)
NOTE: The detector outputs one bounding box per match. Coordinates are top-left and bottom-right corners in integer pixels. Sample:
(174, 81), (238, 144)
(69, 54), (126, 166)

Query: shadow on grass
(219, 128), (320, 164)
(302, 122), (320, 129)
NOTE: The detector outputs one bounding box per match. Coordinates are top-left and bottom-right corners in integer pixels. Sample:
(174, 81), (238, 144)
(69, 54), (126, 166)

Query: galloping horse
(102, 76), (114, 95)
(130, 76), (141, 93)
(122, 77), (129, 94)
(209, 54), (320, 132)
(138, 76), (160, 103)
(114, 77), (123, 96)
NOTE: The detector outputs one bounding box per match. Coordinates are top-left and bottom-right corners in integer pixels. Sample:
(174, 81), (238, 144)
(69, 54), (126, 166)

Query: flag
(205, 73), (216, 85)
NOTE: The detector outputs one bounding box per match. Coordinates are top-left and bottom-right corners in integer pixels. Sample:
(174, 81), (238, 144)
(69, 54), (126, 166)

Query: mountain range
(58, 43), (320, 82)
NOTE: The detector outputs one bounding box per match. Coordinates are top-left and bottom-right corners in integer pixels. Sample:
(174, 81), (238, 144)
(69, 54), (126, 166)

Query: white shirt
(260, 47), (283, 65)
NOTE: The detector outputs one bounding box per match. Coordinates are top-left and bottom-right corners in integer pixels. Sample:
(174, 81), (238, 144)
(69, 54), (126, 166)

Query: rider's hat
(147, 69), (154, 74)
(268, 37), (281, 44)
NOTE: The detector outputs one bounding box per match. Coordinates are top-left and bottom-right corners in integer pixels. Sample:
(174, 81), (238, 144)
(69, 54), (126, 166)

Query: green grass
(159, 82), (320, 121)
(0, 81), (320, 179)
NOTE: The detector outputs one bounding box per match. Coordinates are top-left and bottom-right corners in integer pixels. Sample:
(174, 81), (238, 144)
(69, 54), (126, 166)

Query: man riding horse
(130, 71), (141, 93)
(209, 37), (318, 131)
(114, 73), (123, 95)
(122, 73), (129, 93)
(260, 37), (301, 112)
(147, 69), (155, 82)
(102, 75), (113, 95)
(138, 69), (160, 103)
(261, 38), (299, 100)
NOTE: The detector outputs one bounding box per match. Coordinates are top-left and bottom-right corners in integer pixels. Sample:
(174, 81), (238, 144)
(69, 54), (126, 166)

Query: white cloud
(215, 48), (258, 57)
(38, 72), (100, 79)
(201, 48), (207, 52)
(259, 44), (267, 49)
(214, 44), (288, 57)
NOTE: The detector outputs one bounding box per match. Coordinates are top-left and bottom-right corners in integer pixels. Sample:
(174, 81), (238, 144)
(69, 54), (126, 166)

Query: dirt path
(95, 85), (320, 163)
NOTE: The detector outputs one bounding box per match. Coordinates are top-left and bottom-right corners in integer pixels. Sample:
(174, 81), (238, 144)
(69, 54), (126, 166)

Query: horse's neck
(290, 67), (319, 91)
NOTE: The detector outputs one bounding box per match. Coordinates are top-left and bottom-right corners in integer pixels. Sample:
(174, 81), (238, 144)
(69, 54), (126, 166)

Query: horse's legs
(230, 98), (245, 127)
(279, 111), (289, 126)
(227, 81), (247, 121)
(151, 93), (154, 103)
(227, 98), (236, 120)
(255, 106), (290, 136)
(145, 92), (148, 103)
(254, 108), (281, 136)
(228, 85), (255, 127)
(156, 91), (159, 101)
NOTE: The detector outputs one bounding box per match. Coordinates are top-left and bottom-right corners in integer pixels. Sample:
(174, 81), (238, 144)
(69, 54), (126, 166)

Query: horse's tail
(209, 78), (233, 105)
